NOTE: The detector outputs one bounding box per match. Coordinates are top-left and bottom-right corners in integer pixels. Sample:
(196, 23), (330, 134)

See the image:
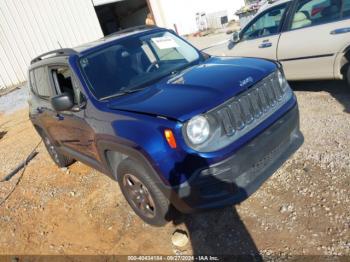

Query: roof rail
(104, 25), (158, 39)
(31, 48), (78, 65)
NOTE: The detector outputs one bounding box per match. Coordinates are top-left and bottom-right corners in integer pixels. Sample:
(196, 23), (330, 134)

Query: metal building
(0, 0), (103, 91)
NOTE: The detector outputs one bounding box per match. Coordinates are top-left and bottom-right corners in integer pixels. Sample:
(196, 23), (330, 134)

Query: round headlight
(186, 116), (210, 145)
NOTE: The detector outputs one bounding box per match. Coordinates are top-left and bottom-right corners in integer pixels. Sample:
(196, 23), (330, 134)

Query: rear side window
(343, 0), (350, 17)
(29, 70), (37, 94)
(31, 67), (52, 99)
(291, 0), (347, 30)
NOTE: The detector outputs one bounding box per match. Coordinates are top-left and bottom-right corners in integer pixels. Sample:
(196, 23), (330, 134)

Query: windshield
(79, 31), (201, 100)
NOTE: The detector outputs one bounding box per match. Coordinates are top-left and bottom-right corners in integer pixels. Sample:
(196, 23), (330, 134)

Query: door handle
(55, 114), (64, 121)
(36, 107), (44, 113)
(330, 28), (350, 35)
(259, 42), (272, 48)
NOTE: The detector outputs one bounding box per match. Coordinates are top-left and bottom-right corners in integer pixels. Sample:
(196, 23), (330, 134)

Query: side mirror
(51, 93), (74, 112)
(201, 51), (211, 60)
(228, 31), (240, 50)
(232, 31), (241, 43)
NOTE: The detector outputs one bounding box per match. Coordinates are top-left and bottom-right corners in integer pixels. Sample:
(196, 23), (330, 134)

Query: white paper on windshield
(151, 36), (179, 49)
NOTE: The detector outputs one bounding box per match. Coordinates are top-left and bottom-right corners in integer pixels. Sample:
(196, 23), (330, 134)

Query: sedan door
(228, 2), (290, 60)
(278, 0), (350, 80)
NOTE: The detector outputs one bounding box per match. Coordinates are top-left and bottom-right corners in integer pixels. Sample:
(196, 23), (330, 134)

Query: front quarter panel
(107, 111), (190, 185)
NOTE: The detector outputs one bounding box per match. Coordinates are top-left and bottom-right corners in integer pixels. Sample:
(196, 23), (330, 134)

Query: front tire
(117, 158), (170, 226)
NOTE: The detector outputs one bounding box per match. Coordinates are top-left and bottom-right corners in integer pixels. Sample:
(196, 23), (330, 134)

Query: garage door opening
(94, 0), (153, 36)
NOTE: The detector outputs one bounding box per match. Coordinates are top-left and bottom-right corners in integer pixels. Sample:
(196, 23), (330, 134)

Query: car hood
(107, 57), (277, 122)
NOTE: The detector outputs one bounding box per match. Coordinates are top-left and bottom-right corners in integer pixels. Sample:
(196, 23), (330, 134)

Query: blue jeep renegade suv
(28, 26), (303, 226)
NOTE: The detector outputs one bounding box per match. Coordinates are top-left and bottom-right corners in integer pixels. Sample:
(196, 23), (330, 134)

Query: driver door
(228, 3), (290, 60)
(47, 65), (99, 161)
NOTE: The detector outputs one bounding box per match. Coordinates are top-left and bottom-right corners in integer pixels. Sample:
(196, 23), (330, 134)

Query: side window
(343, 0), (350, 17)
(242, 4), (287, 40)
(29, 70), (37, 94)
(291, 0), (343, 30)
(51, 66), (83, 105)
(33, 67), (52, 98)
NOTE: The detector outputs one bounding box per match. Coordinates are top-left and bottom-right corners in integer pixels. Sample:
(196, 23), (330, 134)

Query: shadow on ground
(167, 154), (262, 260)
(290, 80), (350, 113)
(173, 208), (262, 260)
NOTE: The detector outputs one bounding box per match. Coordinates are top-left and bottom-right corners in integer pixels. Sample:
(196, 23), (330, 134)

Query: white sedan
(227, 0), (350, 85)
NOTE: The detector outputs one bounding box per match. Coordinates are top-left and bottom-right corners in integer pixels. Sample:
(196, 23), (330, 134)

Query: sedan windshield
(79, 31), (201, 100)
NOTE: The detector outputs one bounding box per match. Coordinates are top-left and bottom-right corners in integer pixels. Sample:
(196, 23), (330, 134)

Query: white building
(149, 0), (245, 35)
(0, 0), (244, 91)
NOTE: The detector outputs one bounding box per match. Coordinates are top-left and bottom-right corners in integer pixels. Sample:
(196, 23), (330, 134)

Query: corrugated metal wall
(0, 0), (104, 90)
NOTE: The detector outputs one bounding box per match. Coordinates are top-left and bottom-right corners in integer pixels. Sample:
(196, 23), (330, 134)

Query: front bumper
(166, 104), (303, 213)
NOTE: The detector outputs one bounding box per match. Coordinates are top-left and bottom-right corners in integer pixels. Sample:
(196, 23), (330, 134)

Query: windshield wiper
(100, 88), (142, 101)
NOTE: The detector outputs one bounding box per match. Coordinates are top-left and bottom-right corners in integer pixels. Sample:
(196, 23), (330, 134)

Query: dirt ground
(0, 80), (349, 258)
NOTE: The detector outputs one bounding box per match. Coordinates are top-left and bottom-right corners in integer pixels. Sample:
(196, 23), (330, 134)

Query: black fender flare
(96, 138), (167, 185)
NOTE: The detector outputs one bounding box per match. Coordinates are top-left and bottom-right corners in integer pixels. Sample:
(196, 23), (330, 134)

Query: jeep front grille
(211, 71), (292, 137)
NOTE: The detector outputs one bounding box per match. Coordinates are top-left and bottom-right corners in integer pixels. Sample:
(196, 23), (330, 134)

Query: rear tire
(117, 158), (170, 226)
(42, 134), (74, 168)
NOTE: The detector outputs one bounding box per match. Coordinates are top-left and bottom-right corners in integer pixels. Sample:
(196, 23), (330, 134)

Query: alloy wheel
(123, 173), (156, 218)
